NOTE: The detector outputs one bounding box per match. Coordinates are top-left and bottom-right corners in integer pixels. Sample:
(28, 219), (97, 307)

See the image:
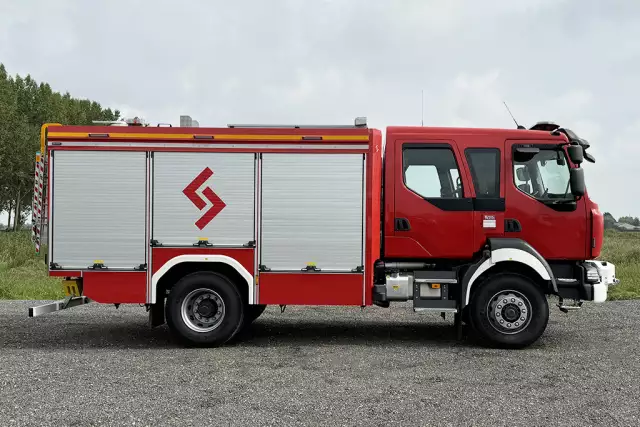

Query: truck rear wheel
(469, 273), (549, 349)
(165, 272), (244, 347)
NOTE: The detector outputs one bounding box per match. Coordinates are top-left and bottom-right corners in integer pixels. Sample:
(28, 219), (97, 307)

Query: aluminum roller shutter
(51, 151), (147, 269)
(153, 152), (255, 246)
(261, 153), (364, 271)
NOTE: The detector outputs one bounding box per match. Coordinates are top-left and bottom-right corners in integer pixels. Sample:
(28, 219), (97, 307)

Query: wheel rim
(486, 290), (532, 335)
(181, 288), (226, 333)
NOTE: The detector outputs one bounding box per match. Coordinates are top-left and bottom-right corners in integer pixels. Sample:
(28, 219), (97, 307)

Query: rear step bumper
(29, 296), (91, 317)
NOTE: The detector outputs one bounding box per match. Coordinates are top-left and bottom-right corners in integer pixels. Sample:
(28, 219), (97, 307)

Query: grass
(0, 230), (638, 300)
(0, 231), (62, 299)
(602, 230), (640, 300)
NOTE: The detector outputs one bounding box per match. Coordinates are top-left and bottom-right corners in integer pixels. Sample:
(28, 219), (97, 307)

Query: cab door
(389, 141), (475, 259)
(504, 140), (587, 260)
(463, 147), (506, 250)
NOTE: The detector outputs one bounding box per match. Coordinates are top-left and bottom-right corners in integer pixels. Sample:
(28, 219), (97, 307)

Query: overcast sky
(1, 0), (638, 219)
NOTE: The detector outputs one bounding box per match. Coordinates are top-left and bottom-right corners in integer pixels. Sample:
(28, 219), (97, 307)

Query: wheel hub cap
(196, 299), (217, 318)
(503, 305), (520, 322)
(181, 289), (226, 333)
(487, 291), (532, 334)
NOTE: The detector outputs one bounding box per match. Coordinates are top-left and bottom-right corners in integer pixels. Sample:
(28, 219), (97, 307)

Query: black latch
(505, 219), (522, 233)
(150, 239), (163, 247)
(243, 240), (256, 248)
(193, 239), (213, 247)
(134, 263), (147, 271)
(259, 264), (271, 272)
(351, 265), (364, 273)
(88, 262), (107, 270)
(302, 265), (321, 272)
(394, 218), (411, 231)
(49, 262), (61, 270)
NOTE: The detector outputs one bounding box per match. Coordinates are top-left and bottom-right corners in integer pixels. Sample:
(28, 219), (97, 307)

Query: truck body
(30, 118), (618, 348)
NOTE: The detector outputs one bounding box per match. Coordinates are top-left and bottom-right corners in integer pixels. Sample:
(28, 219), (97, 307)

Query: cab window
(403, 147), (463, 199)
(465, 148), (500, 198)
(513, 148), (572, 200)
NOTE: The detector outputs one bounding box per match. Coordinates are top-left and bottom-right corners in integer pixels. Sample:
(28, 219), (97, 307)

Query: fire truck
(29, 117), (618, 348)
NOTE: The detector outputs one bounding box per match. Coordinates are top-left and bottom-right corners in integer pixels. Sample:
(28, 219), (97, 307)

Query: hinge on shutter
(351, 265), (364, 273)
(193, 239), (213, 247)
(134, 263), (147, 271)
(243, 240), (256, 248)
(302, 265), (321, 272)
(259, 264), (271, 272)
(150, 239), (163, 247)
(88, 262), (107, 270)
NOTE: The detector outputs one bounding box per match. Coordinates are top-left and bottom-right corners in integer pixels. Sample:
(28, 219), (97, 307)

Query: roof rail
(228, 116), (367, 129)
(92, 120), (128, 126)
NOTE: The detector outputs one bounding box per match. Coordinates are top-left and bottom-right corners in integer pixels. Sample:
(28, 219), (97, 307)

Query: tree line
(0, 63), (120, 230)
(604, 213), (640, 229)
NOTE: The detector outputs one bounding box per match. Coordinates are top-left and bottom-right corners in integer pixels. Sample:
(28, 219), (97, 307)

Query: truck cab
(375, 123), (617, 347)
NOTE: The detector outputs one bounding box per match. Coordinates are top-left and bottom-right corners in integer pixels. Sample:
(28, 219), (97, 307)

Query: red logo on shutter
(183, 167), (226, 230)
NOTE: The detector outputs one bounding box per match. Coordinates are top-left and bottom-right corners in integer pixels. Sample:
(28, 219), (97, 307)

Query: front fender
(461, 239), (557, 308)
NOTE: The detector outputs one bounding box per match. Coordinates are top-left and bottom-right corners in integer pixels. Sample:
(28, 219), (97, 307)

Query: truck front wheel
(165, 272), (244, 347)
(469, 273), (549, 349)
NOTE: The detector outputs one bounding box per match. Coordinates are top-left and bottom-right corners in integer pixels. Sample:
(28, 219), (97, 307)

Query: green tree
(0, 63), (121, 230)
(618, 216), (640, 227)
(603, 212), (617, 230)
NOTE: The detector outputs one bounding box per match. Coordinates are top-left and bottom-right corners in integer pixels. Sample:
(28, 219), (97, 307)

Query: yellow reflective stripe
(47, 132), (370, 142)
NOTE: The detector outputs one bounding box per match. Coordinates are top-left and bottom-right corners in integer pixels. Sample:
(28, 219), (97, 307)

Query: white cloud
(0, 0), (637, 218)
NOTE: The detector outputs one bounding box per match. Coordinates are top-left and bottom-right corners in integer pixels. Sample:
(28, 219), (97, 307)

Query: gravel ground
(0, 300), (639, 427)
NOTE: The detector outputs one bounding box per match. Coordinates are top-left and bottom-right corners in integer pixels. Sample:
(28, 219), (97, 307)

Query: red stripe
(49, 146), (368, 154)
(195, 187), (227, 230)
(183, 167), (213, 210)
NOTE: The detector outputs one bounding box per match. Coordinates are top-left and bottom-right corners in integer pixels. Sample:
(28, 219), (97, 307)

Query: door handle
(505, 219), (522, 233)
(395, 218), (411, 231)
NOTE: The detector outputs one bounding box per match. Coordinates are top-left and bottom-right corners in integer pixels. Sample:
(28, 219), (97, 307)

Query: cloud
(0, 0), (637, 218)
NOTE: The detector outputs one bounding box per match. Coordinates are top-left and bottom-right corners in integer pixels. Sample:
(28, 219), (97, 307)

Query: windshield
(514, 149), (572, 200)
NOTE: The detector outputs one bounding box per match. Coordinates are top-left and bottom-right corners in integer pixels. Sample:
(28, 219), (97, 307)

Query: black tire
(469, 273), (549, 349)
(165, 271), (244, 347)
(244, 304), (267, 325)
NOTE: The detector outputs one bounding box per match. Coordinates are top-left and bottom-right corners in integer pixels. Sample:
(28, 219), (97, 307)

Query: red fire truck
(29, 117), (618, 348)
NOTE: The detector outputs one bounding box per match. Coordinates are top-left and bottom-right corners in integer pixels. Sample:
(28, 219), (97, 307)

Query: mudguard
(461, 238), (557, 309)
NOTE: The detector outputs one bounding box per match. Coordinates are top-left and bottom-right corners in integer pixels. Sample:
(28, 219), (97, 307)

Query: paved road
(0, 300), (639, 426)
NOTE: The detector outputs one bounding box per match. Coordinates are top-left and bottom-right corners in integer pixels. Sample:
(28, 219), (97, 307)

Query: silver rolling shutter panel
(153, 153), (254, 246)
(261, 154), (364, 271)
(51, 151), (146, 269)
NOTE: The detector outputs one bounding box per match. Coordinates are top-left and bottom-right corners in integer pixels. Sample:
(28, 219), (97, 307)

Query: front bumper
(585, 260), (619, 303)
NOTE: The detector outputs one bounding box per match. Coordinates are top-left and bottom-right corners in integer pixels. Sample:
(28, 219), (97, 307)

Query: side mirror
(570, 167), (585, 197)
(567, 145), (584, 165)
